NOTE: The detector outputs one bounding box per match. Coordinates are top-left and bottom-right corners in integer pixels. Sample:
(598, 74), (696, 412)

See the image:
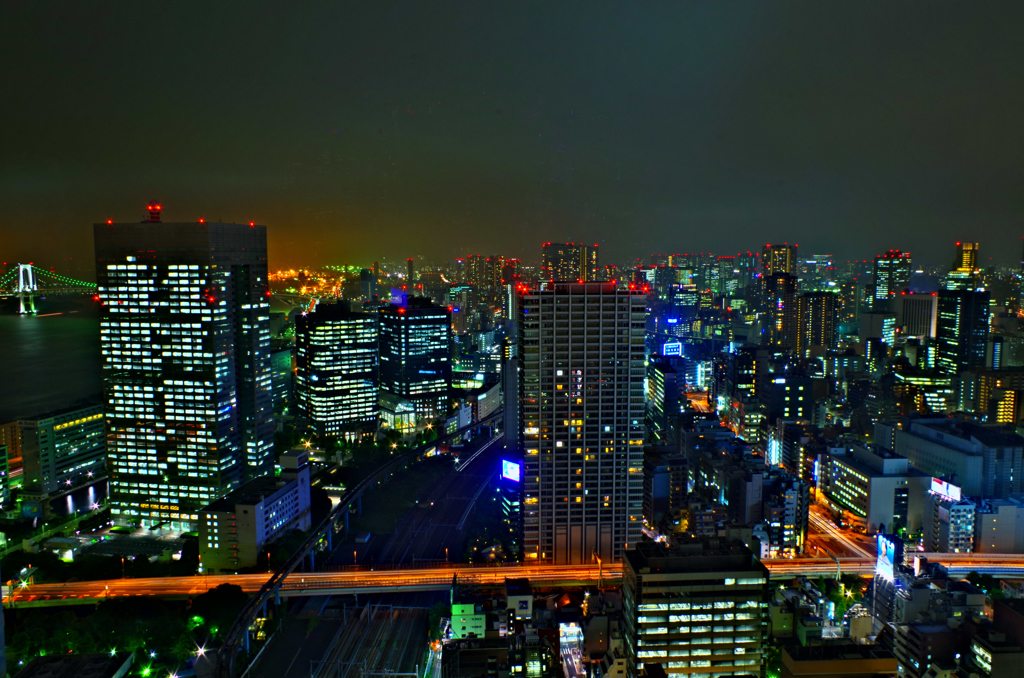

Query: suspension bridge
(0, 264), (97, 314)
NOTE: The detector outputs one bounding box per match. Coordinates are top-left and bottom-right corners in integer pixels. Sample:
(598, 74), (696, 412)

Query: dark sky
(2, 2), (1022, 271)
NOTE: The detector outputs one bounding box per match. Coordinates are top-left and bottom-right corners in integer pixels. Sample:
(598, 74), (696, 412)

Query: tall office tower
(295, 303), (378, 439)
(954, 242), (979, 272)
(872, 249), (912, 312)
(406, 258), (415, 284)
(484, 255), (503, 293)
(760, 243), (797, 310)
(761, 243), (797, 279)
(896, 292), (939, 337)
(945, 241), (980, 291)
(501, 258), (521, 284)
(94, 205), (273, 530)
(715, 255), (739, 296)
(541, 242), (600, 282)
(765, 273), (799, 348)
(735, 251), (759, 290)
(797, 291), (839, 355)
(379, 296), (452, 419)
(935, 289), (991, 376)
(358, 268), (378, 301)
(623, 539), (769, 678)
(518, 282), (645, 564)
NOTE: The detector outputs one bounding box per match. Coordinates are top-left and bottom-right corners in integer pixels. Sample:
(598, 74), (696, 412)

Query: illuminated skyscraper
(945, 242), (980, 291)
(872, 250), (912, 312)
(295, 303), (378, 439)
(765, 273), (799, 349)
(761, 243), (798, 278)
(954, 242), (979, 271)
(936, 289), (990, 376)
(760, 243), (797, 312)
(797, 291), (839, 355)
(94, 205), (273, 530)
(541, 242), (600, 282)
(379, 297), (452, 419)
(518, 282), (645, 563)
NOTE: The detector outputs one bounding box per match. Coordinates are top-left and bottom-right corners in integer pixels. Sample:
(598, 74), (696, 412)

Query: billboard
(930, 478), (962, 502)
(663, 340), (683, 357)
(875, 534), (902, 582)
(501, 460), (521, 483)
(390, 287), (408, 307)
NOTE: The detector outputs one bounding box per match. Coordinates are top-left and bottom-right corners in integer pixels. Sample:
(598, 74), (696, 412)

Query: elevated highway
(10, 553), (1024, 608)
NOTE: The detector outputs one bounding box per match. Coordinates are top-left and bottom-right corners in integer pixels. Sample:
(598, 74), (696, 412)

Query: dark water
(0, 298), (102, 421)
(51, 481), (108, 517)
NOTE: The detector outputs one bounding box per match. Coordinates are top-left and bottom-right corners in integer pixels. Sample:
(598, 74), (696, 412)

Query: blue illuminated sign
(663, 340), (683, 357)
(501, 460), (521, 482)
(390, 288), (408, 307)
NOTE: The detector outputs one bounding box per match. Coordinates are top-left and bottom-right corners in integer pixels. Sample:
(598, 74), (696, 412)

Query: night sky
(2, 2), (1022, 271)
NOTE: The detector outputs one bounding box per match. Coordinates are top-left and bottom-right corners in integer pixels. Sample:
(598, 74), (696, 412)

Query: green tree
(190, 584), (249, 639)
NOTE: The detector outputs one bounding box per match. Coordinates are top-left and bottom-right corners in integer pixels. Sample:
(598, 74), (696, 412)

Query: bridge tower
(17, 263), (36, 315)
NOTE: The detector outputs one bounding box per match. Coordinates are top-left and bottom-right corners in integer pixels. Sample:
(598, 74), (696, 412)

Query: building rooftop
(914, 419), (1024, 449)
(784, 643), (895, 663)
(505, 577), (533, 596)
(203, 473), (293, 512)
(624, 538), (767, 575)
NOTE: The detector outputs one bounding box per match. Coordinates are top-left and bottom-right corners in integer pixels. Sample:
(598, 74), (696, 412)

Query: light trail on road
(12, 553), (1024, 606)
(808, 510), (875, 559)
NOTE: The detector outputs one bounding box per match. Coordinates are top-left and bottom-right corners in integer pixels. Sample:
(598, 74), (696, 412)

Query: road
(806, 506), (876, 559)
(687, 391), (712, 414)
(15, 554), (1024, 605)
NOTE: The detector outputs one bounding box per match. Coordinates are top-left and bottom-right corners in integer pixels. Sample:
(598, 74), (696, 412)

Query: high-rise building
(936, 289), (990, 376)
(623, 539), (769, 678)
(541, 242), (600, 282)
(765, 273), (799, 348)
(518, 282), (645, 563)
(379, 296), (452, 420)
(895, 292), (938, 337)
(295, 303), (378, 439)
(761, 243), (798, 279)
(872, 250), (912, 312)
(954, 241), (977, 269)
(945, 242), (980, 291)
(797, 291), (839, 355)
(94, 205), (273, 530)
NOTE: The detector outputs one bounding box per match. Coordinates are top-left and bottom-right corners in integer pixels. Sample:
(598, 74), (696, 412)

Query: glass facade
(378, 298), (451, 419)
(295, 303), (378, 437)
(94, 220), (273, 530)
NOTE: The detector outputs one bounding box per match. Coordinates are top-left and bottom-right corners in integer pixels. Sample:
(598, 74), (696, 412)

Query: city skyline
(5, 5), (1024, 678)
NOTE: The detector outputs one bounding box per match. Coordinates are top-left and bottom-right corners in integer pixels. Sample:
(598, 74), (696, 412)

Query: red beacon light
(106, 219), (113, 224)
(249, 221), (255, 227)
